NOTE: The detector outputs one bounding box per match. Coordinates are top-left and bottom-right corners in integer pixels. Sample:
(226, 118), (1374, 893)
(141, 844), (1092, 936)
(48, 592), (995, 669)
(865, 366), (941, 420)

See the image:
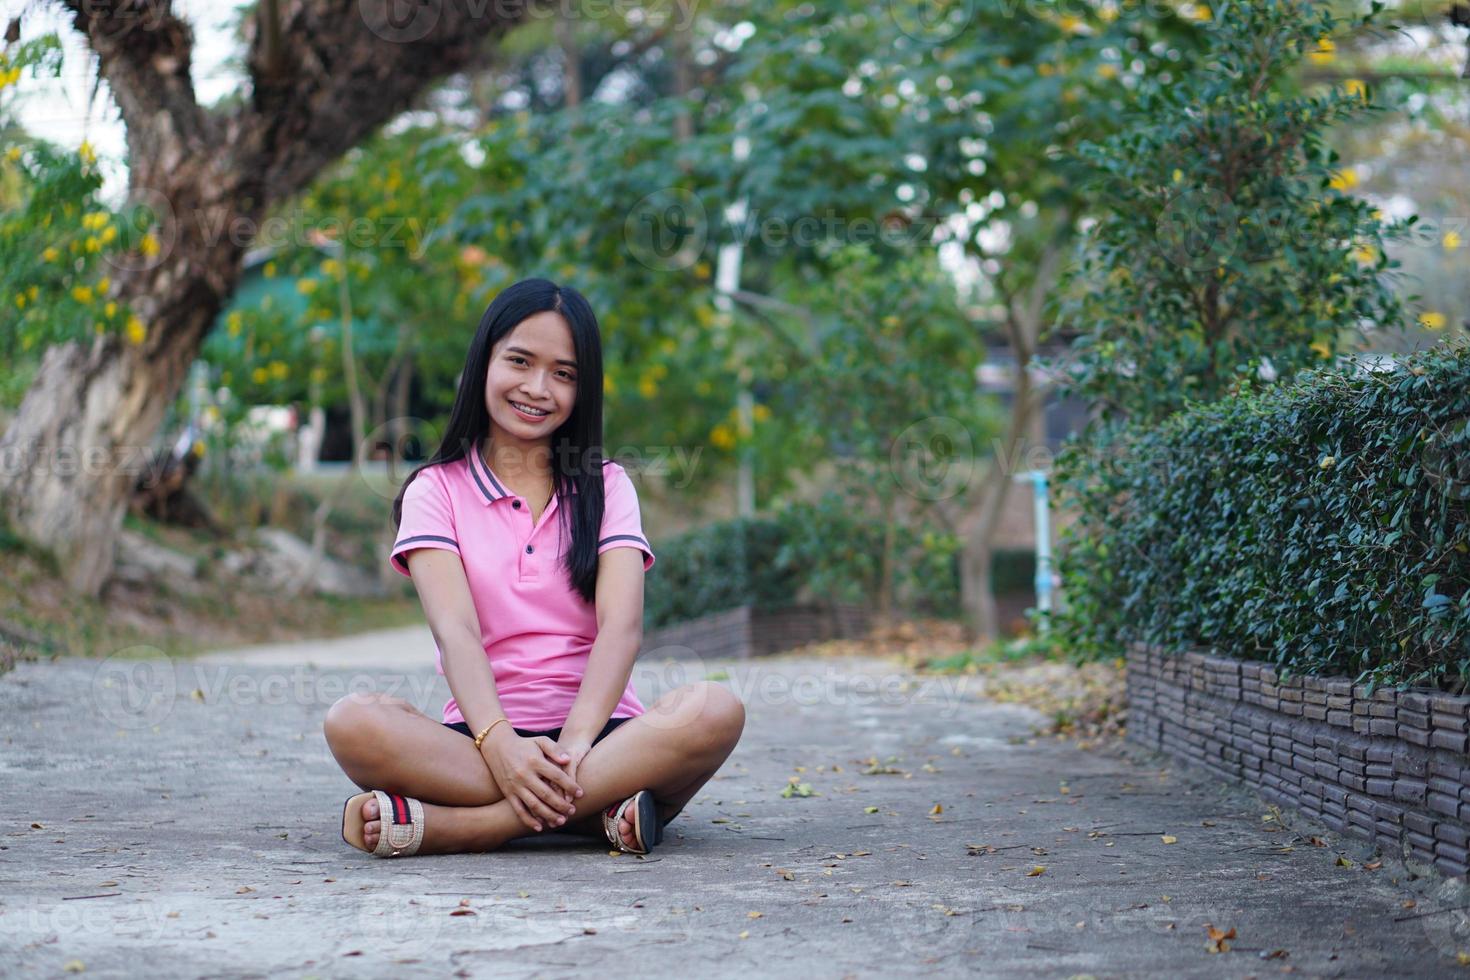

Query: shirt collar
(468, 440), (580, 505)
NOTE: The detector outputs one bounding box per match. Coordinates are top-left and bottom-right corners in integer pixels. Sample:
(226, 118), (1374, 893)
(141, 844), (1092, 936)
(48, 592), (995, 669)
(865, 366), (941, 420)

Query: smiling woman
(325, 277), (745, 860)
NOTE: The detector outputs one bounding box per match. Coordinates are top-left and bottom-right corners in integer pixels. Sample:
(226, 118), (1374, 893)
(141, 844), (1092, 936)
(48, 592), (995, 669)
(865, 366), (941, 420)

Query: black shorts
(443, 715), (633, 744)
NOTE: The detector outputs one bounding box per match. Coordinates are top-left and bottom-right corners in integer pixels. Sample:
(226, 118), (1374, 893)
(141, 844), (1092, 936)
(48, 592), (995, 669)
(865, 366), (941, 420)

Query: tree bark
(0, 0), (530, 595)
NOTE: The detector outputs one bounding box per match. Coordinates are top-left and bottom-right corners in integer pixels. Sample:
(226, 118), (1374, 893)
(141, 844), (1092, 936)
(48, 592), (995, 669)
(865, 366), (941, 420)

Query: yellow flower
(1172, 169), (1183, 183)
(83, 212), (108, 230)
(1443, 231), (1462, 251)
(104, 301), (117, 318)
(5, 146), (21, 162)
(85, 236), (101, 253)
(1419, 311), (1447, 331)
(263, 261), (276, 278)
(78, 141), (97, 166)
(94, 321), (105, 335)
(753, 403), (771, 422)
(1308, 37), (1336, 65)
(42, 247), (58, 262)
(320, 258), (342, 278)
(227, 312), (243, 337)
(125, 315), (146, 345)
(27, 284), (37, 301)
(1343, 78), (1367, 100)
(1057, 14), (1084, 33)
(139, 233), (160, 258)
(638, 376), (659, 399)
(1097, 63), (1119, 80)
(268, 360), (289, 381)
(603, 374), (616, 395)
(1037, 62), (1056, 77)
(1328, 168), (1358, 191)
(296, 278), (318, 295)
(693, 261), (711, 280)
(71, 285), (94, 303)
(1352, 244), (1377, 265)
(95, 276), (110, 295)
(710, 424), (736, 450)
(252, 367), (269, 385)
(1310, 339), (1332, 360)
(14, 292), (25, 310)
(1319, 455), (1336, 470)
(100, 226), (117, 244)
(1188, 4), (1212, 21)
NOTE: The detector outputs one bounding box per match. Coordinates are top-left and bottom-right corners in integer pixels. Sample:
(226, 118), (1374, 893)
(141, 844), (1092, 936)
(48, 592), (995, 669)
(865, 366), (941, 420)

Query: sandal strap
(602, 794), (645, 854)
(371, 790), (424, 857)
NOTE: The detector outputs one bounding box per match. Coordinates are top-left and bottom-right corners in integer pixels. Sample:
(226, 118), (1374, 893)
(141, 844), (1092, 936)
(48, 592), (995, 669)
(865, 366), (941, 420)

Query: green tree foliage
(1053, 0), (1409, 424)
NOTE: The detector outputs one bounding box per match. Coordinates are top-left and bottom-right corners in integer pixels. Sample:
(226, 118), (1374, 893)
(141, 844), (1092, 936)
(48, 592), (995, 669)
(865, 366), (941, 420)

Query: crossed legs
(324, 680), (745, 854)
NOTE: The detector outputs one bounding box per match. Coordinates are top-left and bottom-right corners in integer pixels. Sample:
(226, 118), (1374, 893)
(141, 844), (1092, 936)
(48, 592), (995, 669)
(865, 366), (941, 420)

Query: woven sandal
(341, 789), (425, 858)
(603, 789), (663, 855)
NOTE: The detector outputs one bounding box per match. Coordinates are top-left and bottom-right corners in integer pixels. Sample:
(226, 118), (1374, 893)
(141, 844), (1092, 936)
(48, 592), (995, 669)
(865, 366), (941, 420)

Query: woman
(330, 277), (744, 857)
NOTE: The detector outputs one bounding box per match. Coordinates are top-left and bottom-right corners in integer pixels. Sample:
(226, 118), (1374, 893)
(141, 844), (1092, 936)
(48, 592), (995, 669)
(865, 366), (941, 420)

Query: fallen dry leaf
(1026, 866), (1046, 877)
(1204, 923), (1236, 953)
(929, 803), (943, 815)
(236, 886), (254, 894)
(1161, 835), (1178, 844)
(450, 908), (476, 917)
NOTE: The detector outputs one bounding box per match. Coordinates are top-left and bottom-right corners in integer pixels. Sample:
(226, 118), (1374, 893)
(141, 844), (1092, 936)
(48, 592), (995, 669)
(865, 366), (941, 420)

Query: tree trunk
(0, 0), (528, 596)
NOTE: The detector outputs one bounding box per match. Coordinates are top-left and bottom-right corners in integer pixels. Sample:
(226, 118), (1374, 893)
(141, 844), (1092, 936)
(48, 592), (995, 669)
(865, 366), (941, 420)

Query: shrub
(1053, 342), (1470, 691)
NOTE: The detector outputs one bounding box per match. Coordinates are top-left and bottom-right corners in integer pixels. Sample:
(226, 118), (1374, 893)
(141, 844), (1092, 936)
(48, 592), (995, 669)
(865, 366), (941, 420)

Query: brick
(1348, 808), (1375, 831)
(1430, 692), (1470, 715)
(1404, 810), (1436, 836)
(1432, 853), (1470, 879)
(1366, 762), (1395, 780)
(1401, 692), (1432, 714)
(1401, 727), (1431, 748)
(1369, 702), (1398, 719)
(1366, 777), (1396, 798)
(1340, 758), (1367, 777)
(1327, 695), (1353, 711)
(1394, 779), (1428, 804)
(1434, 841), (1470, 867)
(1371, 719), (1399, 737)
(1353, 716), (1372, 735)
(1398, 708), (1431, 731)
(1434, 822), (1470, 848)
(1430, 776), (1463, 797)
(1341, 773), (1368, 792)
(1303, 704), (1329, 722)
(1353, 700), (1371, 717)
(1429, 791), (1462, 818)
(1327, 710), (1353, 728)
(1432, 712), (1469, 734)
(1408, 830), (1437, 851)
(1322, 784), (1348, 805)
(1393, 751), (1429, 778)
(1340, 740), (1369, 762)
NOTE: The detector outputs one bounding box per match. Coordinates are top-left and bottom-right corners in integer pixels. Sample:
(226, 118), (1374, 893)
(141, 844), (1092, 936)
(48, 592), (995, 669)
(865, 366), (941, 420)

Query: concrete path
(2, 626), (1465, 978)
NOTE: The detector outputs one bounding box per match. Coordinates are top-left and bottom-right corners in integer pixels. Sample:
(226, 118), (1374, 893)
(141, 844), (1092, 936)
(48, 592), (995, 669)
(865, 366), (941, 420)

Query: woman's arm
(405, 548), (514, 741)
(560, 547), (646, 742)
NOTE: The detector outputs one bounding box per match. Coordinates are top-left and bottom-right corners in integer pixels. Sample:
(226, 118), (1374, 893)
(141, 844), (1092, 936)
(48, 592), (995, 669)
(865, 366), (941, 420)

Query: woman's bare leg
(333, 681), (745, 854)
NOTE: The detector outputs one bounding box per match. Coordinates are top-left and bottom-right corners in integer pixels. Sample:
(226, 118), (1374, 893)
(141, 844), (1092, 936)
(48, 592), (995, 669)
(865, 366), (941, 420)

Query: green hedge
(643, 492), (1038, 631)
(1054, 342), (1470, 690)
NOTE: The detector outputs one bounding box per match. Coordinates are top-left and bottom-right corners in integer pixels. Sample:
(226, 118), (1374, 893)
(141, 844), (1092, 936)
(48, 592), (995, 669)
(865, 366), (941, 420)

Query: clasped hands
(477, 726), (593, 833)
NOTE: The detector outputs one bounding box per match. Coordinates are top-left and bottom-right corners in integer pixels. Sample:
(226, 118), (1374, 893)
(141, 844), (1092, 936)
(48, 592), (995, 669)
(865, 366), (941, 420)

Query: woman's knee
(678, 681), (745, 753)
(323, 692), (408, 753)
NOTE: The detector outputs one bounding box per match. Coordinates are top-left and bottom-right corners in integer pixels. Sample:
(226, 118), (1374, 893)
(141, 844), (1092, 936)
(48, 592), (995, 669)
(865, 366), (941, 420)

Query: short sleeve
(390, 466), (460, 577)
(598, 463), (655, 572)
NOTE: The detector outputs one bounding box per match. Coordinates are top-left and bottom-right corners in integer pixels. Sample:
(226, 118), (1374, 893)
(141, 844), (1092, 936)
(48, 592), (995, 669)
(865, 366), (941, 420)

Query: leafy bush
(643, 492), (986, 631)
(1053, 342), (1470, 691)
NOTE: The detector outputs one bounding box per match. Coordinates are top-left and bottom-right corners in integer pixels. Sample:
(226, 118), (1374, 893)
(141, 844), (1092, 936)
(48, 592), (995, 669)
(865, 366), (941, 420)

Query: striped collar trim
(468, 441), (580, 505)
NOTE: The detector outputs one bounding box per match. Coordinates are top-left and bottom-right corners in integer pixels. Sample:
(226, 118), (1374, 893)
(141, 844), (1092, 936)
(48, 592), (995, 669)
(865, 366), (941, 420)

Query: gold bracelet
(473, 717), (510, 749)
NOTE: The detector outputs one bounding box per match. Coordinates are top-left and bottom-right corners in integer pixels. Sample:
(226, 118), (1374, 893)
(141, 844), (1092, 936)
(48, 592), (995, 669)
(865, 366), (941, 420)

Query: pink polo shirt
(389, 443), (655, 730)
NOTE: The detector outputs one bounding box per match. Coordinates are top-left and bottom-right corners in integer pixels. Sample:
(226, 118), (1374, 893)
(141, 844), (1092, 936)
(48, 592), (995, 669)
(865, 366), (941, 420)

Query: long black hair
(392, 277), (611, 604)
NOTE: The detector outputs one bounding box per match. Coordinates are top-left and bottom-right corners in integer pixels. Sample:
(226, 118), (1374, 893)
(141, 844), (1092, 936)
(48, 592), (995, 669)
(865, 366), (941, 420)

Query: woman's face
(484, 311), (579, 457)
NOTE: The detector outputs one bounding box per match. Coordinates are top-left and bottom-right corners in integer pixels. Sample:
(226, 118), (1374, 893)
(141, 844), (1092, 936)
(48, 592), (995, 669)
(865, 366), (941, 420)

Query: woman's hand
(479, 729), (583, 832)
(551, 736), (594, 792)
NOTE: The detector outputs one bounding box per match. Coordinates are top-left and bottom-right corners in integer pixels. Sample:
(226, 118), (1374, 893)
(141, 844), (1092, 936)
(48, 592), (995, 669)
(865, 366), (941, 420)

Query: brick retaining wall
(641, 602), (871, 661)
(1126, 643), (1470, 880)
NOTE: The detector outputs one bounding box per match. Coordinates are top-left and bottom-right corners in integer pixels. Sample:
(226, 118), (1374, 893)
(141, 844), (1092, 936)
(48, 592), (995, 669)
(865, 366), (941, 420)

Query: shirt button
(525, 545), (534, 554)
(512, 500), (521, 509)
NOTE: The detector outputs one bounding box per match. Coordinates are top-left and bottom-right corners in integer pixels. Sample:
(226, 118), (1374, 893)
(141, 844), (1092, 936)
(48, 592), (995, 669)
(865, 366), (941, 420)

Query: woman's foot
(353, 792), (453, 855)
